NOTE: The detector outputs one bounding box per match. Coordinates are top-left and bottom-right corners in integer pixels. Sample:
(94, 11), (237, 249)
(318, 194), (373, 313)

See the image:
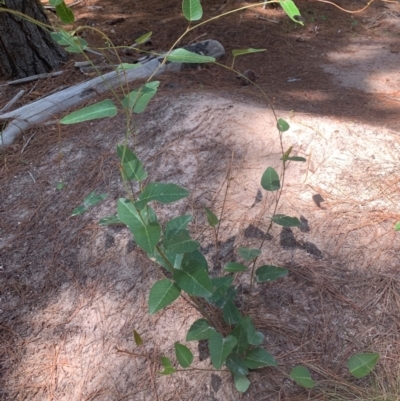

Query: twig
(256, 15), (280, 23)
(74, 61), (92, 68)
(28, 171), (36, 183)
(84, 48), (105, 57)
(187, 33), (208, 45)
(20, 132), (36, 154)
(5, 71), (63, 86)
(0, 89), (25, 113)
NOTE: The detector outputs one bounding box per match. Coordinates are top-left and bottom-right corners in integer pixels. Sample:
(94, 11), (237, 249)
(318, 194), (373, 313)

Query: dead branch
(0, 40), (225, 148)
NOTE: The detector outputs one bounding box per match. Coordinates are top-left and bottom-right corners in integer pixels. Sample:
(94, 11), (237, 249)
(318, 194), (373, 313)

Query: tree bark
(0, 0), (68, 78)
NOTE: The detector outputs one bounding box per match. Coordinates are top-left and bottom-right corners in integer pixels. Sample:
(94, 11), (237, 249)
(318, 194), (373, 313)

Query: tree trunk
(0, 0), (68, 78)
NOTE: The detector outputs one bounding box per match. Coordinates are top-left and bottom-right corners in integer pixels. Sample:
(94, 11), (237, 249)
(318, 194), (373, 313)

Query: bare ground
(1, 0), (400, 400)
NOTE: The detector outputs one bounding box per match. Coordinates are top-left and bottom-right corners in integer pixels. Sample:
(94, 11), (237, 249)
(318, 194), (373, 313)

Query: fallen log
(0, 40), (225, 148)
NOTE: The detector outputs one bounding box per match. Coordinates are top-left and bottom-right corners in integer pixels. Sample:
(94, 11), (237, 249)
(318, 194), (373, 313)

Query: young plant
(48, 0), (380, 394)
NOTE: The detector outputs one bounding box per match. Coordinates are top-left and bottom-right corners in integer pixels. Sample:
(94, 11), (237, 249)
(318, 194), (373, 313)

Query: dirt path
(1, 1), (400, 400)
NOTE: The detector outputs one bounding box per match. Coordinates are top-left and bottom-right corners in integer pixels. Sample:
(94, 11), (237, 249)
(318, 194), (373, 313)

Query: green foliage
(243, 348), (277, 369)
(99, 214), (121, 226)
(277, 118), (290, 132)
(348, 353), (379, 379)
(160, 356), (176, 375)
(163, 229), (200, 253)
(50, 0), (379, 395)
(224, 262), (247, 272)
(271, 214), (301, 227)
(117, 145), (148, 182)
(55, 2), (74, 23)
(209, 333), (237, 369)
(186, 319), (216, 341)
(117, 199), (161, 254)
(71, 191), (107, 216)
(166, 49), (215, 63)
(60, 100), (117, 124)
(173, 261), (213, 297)
(135, 31), (152, 44)
(279, 0), (304, 25)
(148, 279), (181, 314)
(133, 330), (143, 346)
(261, 167), (280, 191)
(232, 48), (266, 57)
(182, 0), (203, 21)
(174, 342), (194, 368)
(233, 373), (251, 393)
(136, 183), (189, 209)
(290, 366), (315, 388)
(222, 300), (241, 325)
(51, 30), (88, 53)
(205, 207), (219, 227)
(238, 247), (261, 261)
(255, 265), (288, 282)
(122, 81), (160, 114)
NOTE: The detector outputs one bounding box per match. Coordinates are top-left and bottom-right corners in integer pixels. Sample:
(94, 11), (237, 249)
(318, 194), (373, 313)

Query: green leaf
(99, 214), (121, 226)
(290, 366), (315, 388)
(71, 191), (107, 216)
(160, 356), (176, 375)
(51, 30), (88, 53)
(256, 265), (288, 283)
(181, 250), (208, 271)
(226, 354), (249, 376)
(116, 63), (141, 72)
(174, 343), (194, 368)
(279, 0), (304, 25)
(61, 99), (117, 124)
(50, 0), (64, 6)
(277, 118), (290, 132)
(261, 167), (280, 191)
(205, 207), (218, 227)
(234, 374), (251, 393)
(122, 81), (159, 114)
(163, 229), (200, 254)
(142, 205), (158, 224)
(173, 261), (213, 297)
(282, 146), (293, 162)
(238, 247), (261, 261)
(207, 276), (234, 307)
(182, 0), (203, 21)
(133, 330), (143, 346)
(136, 182), (189, 209)
(150, 246), (182, 272)
(223, 301), (241, 325)
(286, 156), (306, 162)
(230, 321), (249, 355)
(241, 316), (264, 346)
(224, 262), (247, 273)
(117, 198), (161, 254)
(55, 2), (74, 23)
(232, 48), (266, 57)
(271, 214), (301, 227)
(56, 182), (65, 190)
(395, 221), (400, 231)
(135, 31), (152, 44)
(348, 353), (379, 379)
(166, 49), (215, 64)
(186, 319), (216, 341)
(208, 333), (237, 369)
(117, 145), (148, 182)
(148, 279), (181, 314)
(166, 215), (193, 233)
(243, 348), (277, 369)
